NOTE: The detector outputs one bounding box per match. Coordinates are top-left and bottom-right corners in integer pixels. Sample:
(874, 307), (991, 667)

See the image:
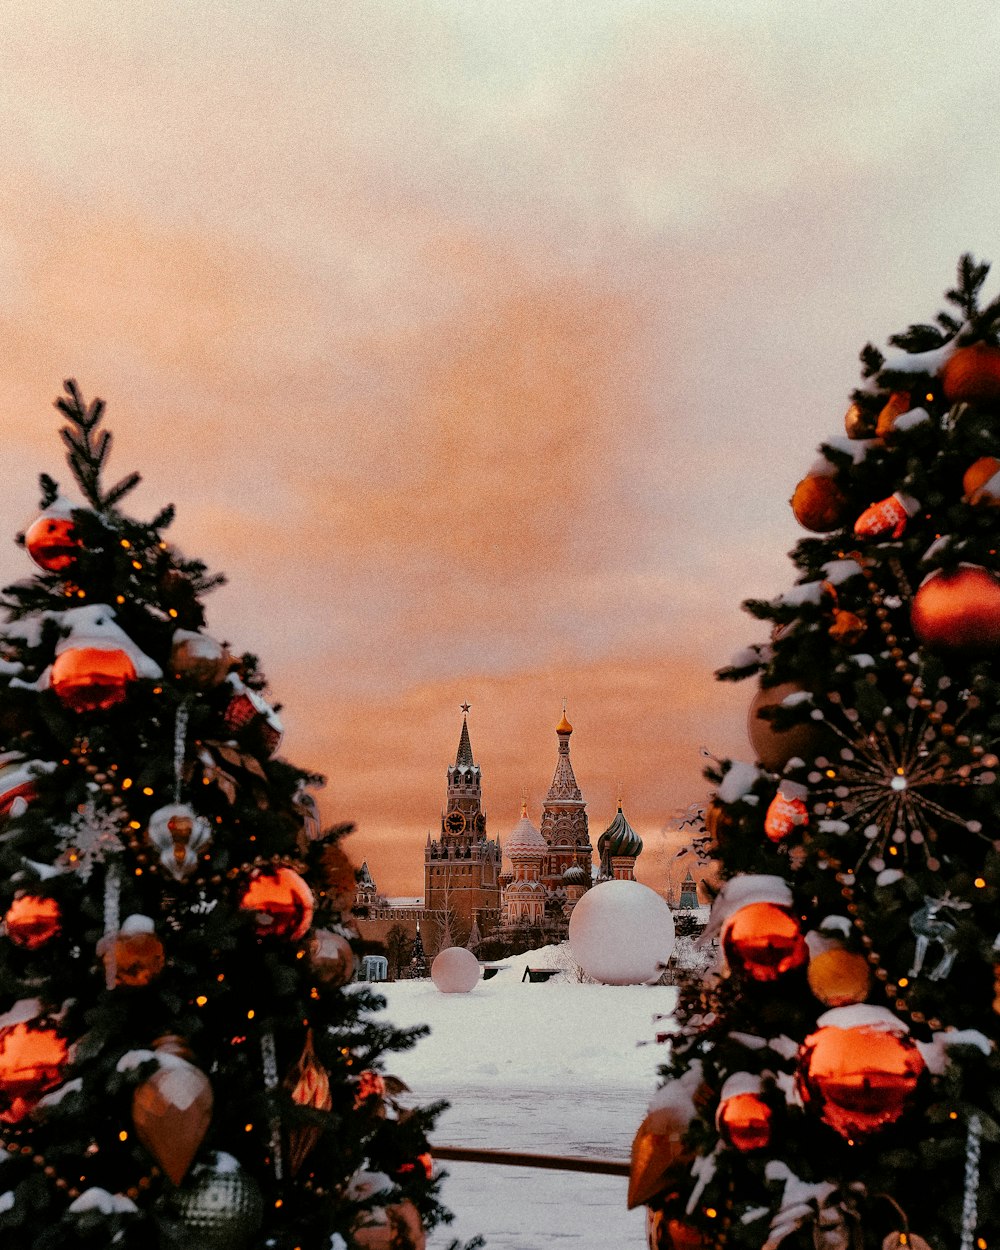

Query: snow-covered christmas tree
(635, 257), (1000, 1250)
(0, 383), (472, 1250)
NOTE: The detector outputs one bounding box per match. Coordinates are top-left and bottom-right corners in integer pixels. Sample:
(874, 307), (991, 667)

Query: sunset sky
(1, 3), (999, 894)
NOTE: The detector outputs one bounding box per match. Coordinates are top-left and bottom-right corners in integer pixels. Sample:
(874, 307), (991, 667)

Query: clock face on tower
(445, 810), (467, 835)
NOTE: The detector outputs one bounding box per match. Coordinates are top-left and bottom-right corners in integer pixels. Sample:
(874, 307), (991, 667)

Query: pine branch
(944, 252), (990, 321)
(53, 379), (142, 511)
(37, 473), (60, 508)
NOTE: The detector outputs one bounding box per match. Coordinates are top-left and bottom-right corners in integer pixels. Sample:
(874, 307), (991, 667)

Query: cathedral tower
(423, 706), (501, 950)
(539, 707), (593, 903)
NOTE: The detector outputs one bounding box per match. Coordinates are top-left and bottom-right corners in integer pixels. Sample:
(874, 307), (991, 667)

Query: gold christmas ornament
(747, 681), (823, 771)
(941, 342), (1000, 403)
(4, 893), (62, 949)
(807, 948), (871, 1008)
(170, 630), (232, 688)
(310, 928), (357, 987)
(147, 803), (213, 881)
(284, 1029), (332, 1176)
(828, 609), (866, 647)
(98, 915), (165, 988)
(875, 391), (912, 438)
(791, 474), (849, 533)
(844, 402), (877, 440)
(50, 647), (137, 713)
(963, 456), (1000, 505)
(628, 1107), (692, 1209)
(132, 1053), (213, 1184)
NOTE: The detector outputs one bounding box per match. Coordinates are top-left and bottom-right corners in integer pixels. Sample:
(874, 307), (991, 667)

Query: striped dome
(505, 814), (546, 861)
(598, 806), (643, 858)
(562, 864), (586, 884)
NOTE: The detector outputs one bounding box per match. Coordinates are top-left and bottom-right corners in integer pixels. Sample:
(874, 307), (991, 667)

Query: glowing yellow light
(122, 778), (133, 789)
(152, 686), (162, 694)
(976, 877), (986, 888)
(705, 1208), (717, 1220)
(119, 1131), (128, 1142)
(311, 987), (320, 1000)
(120, 540), (131, 549)
(898, 977), (909, 987)
(950, 1111), (959, 1120)
(116, 595), (125, 604)
(825, 769), (836, 778)
(275, 1199), (283, 1209)
(888, 846), (899, 855)
(76, 589), (86, 598)
(247, 1010), (255, 1020)
(195, 996), (208, 1007)
(131, 559), (142, 570)
(168, 608), (178, 618)
(217, 973), (225, 982)
(128, 820), (141, 830)
(245, 1123), (253, 1132)
(925, 393), (934, 402)
(135, 868), (143, 876)
(142, 787), (154, 796)
(977, 1240), (987, 1250)
(296, 950), (305, 959)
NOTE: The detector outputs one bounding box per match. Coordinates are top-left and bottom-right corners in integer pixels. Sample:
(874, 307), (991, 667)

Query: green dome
(597, 806), (643, 858)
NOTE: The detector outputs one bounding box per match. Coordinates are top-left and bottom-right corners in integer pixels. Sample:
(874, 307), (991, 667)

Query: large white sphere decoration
(568, 880), (676, 985)
(431, 946), (481, 993)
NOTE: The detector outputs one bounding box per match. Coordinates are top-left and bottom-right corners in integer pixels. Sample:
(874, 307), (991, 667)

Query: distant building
(354, 707), (648, 964)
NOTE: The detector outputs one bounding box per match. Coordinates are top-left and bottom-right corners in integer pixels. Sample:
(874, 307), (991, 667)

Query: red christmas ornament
(0, 1017), (69, 1122)
(964, 456), (1000, 506)
(723, 902), (808, 982)
(798, 1020), (924, 1141)
(853, 493), (918, 540)
(50, 647), (137, 712)
(718, 1091), (773, 1152)
(239, 867), (314, 941)
(941, 342), (1000, 403)
(646, 1210), (709, 1250)
(911, 566), (1000, 651)
(24, 513), (80, 572)
(764, 789), (808, 843)
(224, 682), (283, 755)
(4, 894), (62, 949)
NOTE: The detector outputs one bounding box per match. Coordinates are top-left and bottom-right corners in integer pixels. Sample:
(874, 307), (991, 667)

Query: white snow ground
(377, 945), (679, 1249)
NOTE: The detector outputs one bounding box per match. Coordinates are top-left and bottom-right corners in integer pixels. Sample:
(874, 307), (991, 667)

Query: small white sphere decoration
(568, 880), (676, 985)
(431, 946), (481, 993)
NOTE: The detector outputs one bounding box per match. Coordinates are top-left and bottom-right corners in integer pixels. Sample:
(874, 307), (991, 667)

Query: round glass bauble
(722, 902), (808, 982)
(0, 1018), (69, 1122)
(51, 647), (137, 712)
(791, 474), (848, 532)
(797, 1021), (924, 1140)
(747, 682), (823, 771)
(911, 566), (1000, 652)
(25, 514), (80, 572)
(239, 867), (314, 941)
(163, 1152), (264, 1250)
(807, 948), (870, 1008)
(4, 893), (62, 949)
(568, 880), (675, 985)
(310, 928), (357, 987)
(718, 1091), (773, 1152)
(941, 342), (1000, 403)
(430, 945), (480, 993)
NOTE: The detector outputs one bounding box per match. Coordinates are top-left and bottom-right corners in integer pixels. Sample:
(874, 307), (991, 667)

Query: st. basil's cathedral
(354, 707), (646, 957)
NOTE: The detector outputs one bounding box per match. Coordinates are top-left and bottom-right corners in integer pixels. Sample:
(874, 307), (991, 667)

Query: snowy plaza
(379, 948), (679, 1249)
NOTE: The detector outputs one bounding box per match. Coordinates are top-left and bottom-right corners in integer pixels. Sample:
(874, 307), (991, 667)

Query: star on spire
(461, 702), (471, 715)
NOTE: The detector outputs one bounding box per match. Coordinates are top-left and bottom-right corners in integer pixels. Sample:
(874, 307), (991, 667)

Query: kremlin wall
(353, 708), (702, 965)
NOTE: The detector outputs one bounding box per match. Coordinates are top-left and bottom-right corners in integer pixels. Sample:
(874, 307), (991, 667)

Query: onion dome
(556, 707), (573, 735)
(598, 805), (643, 858)
(562, 865), (586, 885)
(505, 812), (546, 862)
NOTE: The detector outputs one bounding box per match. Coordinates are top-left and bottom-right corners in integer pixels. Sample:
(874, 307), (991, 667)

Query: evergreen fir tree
(638, 257), (1000, 1250)
(0, 383), (477, 1250)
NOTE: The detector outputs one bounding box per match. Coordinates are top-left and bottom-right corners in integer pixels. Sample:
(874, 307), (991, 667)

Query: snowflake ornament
(807, 689), (997, 875)
(54, 801), (126, 880)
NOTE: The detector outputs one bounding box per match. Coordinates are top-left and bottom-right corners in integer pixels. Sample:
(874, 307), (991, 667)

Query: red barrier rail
(431, 1145), (630, 1176)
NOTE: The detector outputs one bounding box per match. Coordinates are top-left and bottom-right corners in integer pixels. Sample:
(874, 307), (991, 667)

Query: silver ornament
(147, 803), (212, 881)
(160, 1152), (263, 1250)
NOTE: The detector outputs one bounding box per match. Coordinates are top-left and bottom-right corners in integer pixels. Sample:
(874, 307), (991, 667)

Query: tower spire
(455, 704), (474, 768)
